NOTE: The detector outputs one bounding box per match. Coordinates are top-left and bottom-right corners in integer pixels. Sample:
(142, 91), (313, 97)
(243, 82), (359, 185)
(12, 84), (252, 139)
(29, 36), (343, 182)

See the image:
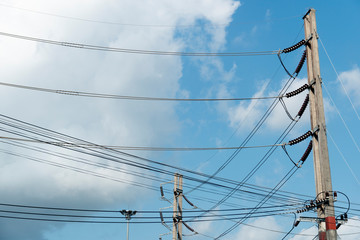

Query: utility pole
(120, 209), (137, 240)
(303, 9), (337, 240)
(172, 173), (183, 240)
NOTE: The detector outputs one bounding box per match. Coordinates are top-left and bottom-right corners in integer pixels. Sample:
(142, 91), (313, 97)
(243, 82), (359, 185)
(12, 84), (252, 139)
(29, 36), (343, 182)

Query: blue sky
(0, 0), (359, 239)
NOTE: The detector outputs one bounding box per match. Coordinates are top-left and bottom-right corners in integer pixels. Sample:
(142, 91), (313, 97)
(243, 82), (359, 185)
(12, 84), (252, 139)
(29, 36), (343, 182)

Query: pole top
(120, 209), (137, 220)
(303, 8), (315, 19)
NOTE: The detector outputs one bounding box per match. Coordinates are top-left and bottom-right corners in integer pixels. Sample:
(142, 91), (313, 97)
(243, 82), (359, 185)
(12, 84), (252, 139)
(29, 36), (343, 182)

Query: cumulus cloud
(0, 0), (240, 239)
(222, 78), (310, 135)
(338, 65), (360, 106)
(234, 216), (283, 240)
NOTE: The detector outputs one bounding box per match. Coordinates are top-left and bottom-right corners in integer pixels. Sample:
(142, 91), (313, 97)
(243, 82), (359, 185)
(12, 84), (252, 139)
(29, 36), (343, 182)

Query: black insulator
(285, 84), (310, 98)
(294, 220), (300, 227)
(336, 223), (341, 229)
(289, 131), (312, 145)
(183, 221), (195, 232)
(160, 186), (164, 197)
(297, 94), (309, 117)
(183, 195), (195, 207)
(282, 39), (306, 53)
(300, 140), (313, 163)
(295, 50), (307, 74)
(160, 212), (165, 223)
(344, 213), (348, 219)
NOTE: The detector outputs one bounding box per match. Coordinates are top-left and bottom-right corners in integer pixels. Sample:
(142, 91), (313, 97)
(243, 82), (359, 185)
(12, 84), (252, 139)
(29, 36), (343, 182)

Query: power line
(0, 3), (302, 28)
(0, 31), (279, 56)
(0, 136), (285, 151)
(0, 115), (310, 207)
(319, 36), (360, 121)
(0, 81), (280, 102)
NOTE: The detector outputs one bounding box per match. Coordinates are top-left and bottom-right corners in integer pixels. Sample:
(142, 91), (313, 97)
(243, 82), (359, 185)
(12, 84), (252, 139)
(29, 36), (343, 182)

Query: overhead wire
(185, 23), (306, 197)
(0, 135), (285, 151)
(187, 49), (307, 219)
(193, 28), (310, 237)
(0, 31), (279, 56)
(0, 3), (303, 28)
(0, 118), (310, 208)
(319, 36), (360, 121)
(322, 83), (360, 154)
(0, 81), (280, 102)
(327, 130), (360, 186)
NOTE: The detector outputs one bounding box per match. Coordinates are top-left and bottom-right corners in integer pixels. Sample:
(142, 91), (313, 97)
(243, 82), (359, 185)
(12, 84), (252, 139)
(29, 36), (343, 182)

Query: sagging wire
(281, 212), (298, 240)
(278, 49), (309, 121)
(281, 127), (314, 167)
(279, 93), (309, 122)
(282, 140), (312, 168)
(277, 46), (307, 79)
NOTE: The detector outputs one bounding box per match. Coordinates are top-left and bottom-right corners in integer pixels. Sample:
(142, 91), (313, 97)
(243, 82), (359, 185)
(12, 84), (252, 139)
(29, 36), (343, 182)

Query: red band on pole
(326, 216), (337, 230)
(319, 231), (326, 240)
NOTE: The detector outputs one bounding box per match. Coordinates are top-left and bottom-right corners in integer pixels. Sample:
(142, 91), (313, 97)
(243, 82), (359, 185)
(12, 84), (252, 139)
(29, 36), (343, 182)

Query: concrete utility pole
(172, 173), (183, 240)
(303, 9), (337, 240)
(120, 209), (137, 240)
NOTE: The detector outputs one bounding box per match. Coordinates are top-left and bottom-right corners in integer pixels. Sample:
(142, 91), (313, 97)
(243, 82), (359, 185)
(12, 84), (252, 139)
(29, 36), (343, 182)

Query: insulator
(160, 186), (164, 197)
(183, 221), (195, 232)
(326, 192), (330, 199)
(297, 94), (309, 118)
(300, 140), (312, 163)
(294, 50), (307, 74)
(183, 195), (195, 207)
(160, 212), (165, 223)
(344, 213), (348, 220)
(334, 191), (338, 201)
(285, 84), (309, 98)
(294, 220), (300, 227)
(288, 131), (312, 145)
(282, 39), (306, 53)
(336, 223), (341, 229)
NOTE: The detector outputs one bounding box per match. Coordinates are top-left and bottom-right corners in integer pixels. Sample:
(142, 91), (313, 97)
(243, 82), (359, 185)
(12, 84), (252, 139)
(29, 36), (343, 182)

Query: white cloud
(222, 78), (310, 135)
(234, 216), (283, 240)
(0, 0), (240, 239)
(338, 65), (360, 106)
(266, 78), (309, 132)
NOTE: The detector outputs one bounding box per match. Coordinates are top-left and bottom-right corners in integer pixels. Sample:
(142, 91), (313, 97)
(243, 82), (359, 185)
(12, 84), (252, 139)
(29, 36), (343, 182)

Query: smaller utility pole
(173, 173), (183, 240)
(120, 209), (137, 240)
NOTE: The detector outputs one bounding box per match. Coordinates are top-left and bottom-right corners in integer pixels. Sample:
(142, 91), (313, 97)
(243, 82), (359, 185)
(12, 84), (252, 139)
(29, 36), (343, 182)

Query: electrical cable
(0, 3), (303, 28)
(0, 135), (285, 151)
(0, 31), (279, 56)
(319, 36), (360, 121)
(0, 81), (280, 102)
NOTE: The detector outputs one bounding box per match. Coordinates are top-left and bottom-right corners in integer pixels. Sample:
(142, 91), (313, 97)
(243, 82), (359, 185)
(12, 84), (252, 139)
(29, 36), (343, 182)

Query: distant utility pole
(303, 9), (337, 240)
(120, 209), (137, 240)
(173, 173), (183, 240)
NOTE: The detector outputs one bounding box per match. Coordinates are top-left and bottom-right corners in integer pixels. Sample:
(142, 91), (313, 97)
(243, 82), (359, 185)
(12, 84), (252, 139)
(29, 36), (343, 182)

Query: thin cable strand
(0, 31), (279, 56)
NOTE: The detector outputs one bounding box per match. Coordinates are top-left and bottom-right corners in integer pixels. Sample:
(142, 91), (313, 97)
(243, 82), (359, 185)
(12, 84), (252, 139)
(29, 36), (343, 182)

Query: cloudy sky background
(0, 0), (359, 239)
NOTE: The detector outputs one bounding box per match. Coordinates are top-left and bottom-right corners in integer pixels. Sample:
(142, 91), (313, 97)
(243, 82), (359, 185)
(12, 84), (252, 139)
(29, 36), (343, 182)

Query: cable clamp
(309, 79), (316, 87)
(312, 126), (319, 136)
(304, 34), (313, 46)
